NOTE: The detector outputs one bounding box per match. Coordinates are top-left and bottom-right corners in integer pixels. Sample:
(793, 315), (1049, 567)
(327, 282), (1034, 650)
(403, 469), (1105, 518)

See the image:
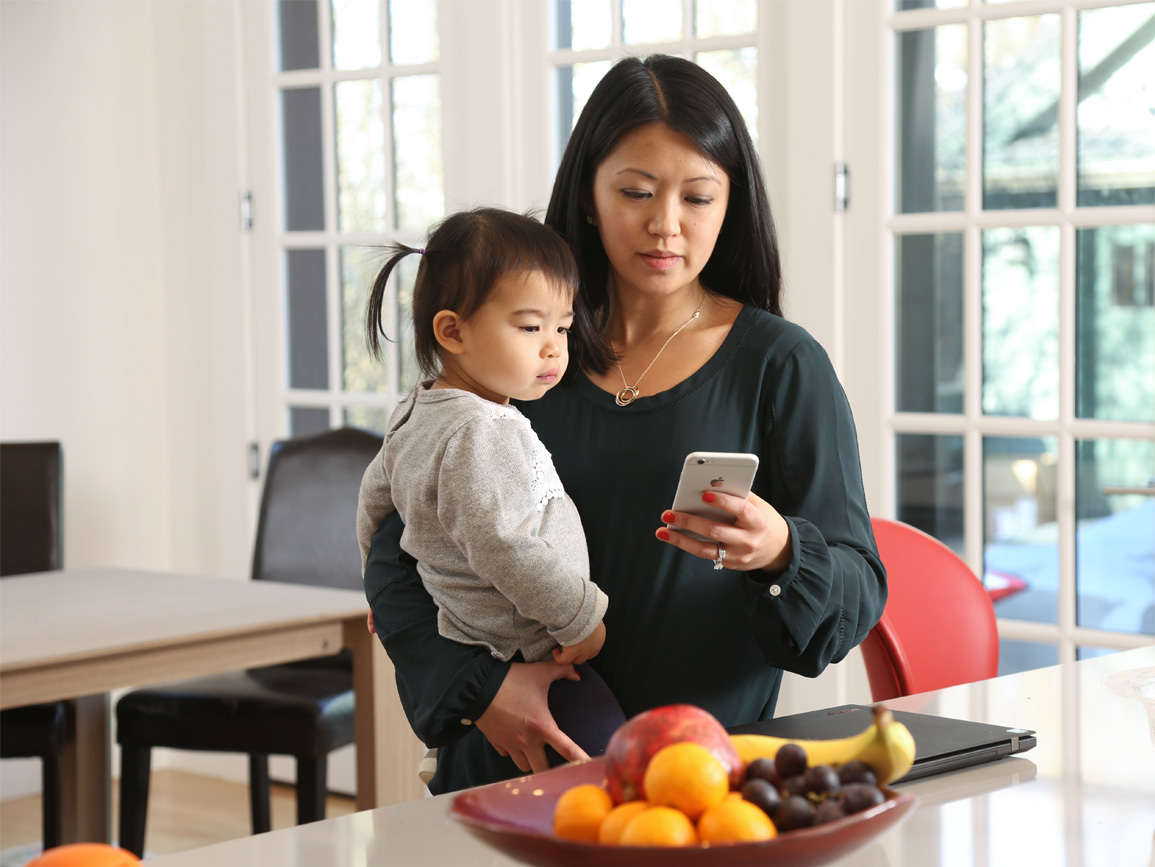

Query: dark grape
(781, 774), (808, 797)
(837, 760), (877, 786)
(804, 764), (841, 797)
(745, 756), (780, 787)
(774, 794), (815, 831)
(775, 742), (808, 778)
(842, 783), (887, 814)
(813, 799), (848, 825)
(741, 777), (781, 816)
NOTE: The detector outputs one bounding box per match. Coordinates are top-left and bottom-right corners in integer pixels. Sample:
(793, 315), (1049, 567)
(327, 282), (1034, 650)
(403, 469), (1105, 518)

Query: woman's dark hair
(365, 207), (610, 379)
(545, 54), (783, 365)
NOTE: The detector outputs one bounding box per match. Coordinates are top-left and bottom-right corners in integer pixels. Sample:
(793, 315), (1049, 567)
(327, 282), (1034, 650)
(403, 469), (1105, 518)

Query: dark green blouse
(364, 306), (886, 794)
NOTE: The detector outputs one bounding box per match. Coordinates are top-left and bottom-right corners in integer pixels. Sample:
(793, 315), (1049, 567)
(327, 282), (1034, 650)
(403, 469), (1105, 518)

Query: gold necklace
(610, 295), (705, 407)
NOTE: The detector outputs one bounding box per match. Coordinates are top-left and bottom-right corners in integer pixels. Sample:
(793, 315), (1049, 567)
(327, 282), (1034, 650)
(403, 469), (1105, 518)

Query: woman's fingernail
(657, 528), (670, 541)
(662, 510), (676, 523)
(702, 492), (716, 503)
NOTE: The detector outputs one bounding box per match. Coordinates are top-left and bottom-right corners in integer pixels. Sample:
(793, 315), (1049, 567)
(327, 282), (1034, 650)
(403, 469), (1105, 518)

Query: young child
(356, 208), (624, 773)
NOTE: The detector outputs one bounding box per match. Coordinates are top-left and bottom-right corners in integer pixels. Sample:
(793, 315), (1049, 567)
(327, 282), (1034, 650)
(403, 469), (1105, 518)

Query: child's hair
(366, 207), (610, 380)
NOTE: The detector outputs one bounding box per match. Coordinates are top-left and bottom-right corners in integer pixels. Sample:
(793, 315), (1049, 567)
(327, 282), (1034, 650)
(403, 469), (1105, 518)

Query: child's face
(454, 270), (573, 404)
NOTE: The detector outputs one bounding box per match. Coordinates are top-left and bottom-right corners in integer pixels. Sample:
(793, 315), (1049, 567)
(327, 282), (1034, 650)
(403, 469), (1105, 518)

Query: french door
(843, 0), (1154, 674)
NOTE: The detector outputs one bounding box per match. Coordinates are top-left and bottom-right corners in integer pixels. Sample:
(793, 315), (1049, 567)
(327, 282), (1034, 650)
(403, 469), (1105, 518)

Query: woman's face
(590, 122), (730, 304)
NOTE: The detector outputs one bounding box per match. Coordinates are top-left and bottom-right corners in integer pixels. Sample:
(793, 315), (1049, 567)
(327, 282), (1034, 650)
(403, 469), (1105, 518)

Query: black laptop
(729, 703), (1037, 783)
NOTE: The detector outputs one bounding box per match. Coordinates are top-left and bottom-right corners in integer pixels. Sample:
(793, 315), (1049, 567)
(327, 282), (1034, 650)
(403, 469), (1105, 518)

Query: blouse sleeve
(741, 334), (888, 677)
(363, 510), (509, 748)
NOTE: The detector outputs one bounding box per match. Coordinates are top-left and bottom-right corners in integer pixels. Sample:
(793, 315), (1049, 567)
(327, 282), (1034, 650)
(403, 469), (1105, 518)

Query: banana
(729, 705), (916, 785)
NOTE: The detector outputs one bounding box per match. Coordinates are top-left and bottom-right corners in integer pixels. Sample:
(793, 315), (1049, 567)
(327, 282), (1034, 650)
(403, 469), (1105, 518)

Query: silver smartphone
(667, 451), (760, 543)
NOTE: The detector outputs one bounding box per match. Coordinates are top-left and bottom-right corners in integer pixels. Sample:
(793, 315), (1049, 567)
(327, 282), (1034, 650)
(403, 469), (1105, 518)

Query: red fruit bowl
(448, 757), (917, 867)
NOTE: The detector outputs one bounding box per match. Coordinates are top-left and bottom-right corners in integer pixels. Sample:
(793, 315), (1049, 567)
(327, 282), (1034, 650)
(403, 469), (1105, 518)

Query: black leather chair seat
(115, 664), (354, 757)
(0, 702), (72, 758)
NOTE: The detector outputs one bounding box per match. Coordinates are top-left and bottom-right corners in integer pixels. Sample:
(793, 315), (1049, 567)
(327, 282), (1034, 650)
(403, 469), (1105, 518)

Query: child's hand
(552, 621), (606, 666)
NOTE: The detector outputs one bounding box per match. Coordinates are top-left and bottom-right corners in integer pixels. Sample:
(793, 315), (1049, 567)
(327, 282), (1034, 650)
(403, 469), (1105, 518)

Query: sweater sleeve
(363, 509), (508, 748)
(436, 418), (607, 649)
(741, 336), (887, 677)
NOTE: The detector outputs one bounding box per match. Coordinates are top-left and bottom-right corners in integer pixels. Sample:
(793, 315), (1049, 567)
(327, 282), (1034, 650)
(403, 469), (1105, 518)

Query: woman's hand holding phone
(657, 452), (791, 574)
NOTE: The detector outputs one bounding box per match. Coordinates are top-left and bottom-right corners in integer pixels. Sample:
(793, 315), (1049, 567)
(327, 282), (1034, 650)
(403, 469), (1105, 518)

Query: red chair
(860, 517), (999, 702)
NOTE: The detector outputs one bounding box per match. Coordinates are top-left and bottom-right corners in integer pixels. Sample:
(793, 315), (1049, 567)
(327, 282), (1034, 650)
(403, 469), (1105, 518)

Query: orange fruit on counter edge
(698, 796), (778, 845)
(28, 844), (140, 866)
(642, 741), (730, 820)
(619, 805), (700, 847)
(553, 783), (614, 842)
(597, 800), (650, 844)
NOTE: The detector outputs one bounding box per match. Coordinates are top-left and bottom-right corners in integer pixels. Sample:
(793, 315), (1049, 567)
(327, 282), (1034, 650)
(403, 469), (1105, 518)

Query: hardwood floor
(0, 771), (356, 859)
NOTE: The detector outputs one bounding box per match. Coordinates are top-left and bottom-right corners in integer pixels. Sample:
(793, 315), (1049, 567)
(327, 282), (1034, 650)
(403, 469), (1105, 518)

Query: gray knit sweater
(357, 385), (608, 663)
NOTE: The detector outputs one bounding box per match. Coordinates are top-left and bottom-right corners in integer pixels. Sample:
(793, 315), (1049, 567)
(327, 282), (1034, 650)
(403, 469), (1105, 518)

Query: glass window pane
(623, 0), (683, 44)
(695, 0), (756, 37)
(997, 638), (1058, 677)
(335, 79), (386, 232)
(556, 0), (611, 50)
(982, 226), (1060, 420)
(895, 232), (964, 413)
(279, 0), (319, 71)
(1075, 438), (1154, 637)
(695, 49), (758, 149)
(332, 0), (381, 71)
(896, 433), (965, 555)
(391, 75), (444, 232)
(340, 245), (386, 394)
(344, 405), (391, 434)
(556, 61), (612, 148)
(983, 435), (1059, 626)
(1076, 225), (1155, 422)
(281, 88), (325, 232)
(1077, 4), (1155, 207)
(290, 407), (331, 436)
(983, 15), (1060, 210)
(900, 0), (966, 9)
(286, 249), (329, 390)
(389, 0), (438, 64)
(896, 25), (967, 213)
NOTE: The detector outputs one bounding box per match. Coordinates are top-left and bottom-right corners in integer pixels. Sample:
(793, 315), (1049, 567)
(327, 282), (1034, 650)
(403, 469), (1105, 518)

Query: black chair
(0, 441), (70, 851)
(115, 427), (382, 857)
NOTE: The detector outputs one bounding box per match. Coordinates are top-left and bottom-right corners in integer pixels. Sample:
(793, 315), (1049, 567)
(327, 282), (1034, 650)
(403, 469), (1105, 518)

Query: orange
(597, 800), (650, 844)
(619, 805), (700, 847)
(642, 741), (730, 820)
(697, 797), (778, 845)
(553, 783), (614, 842)
(28, 844), (140, 866)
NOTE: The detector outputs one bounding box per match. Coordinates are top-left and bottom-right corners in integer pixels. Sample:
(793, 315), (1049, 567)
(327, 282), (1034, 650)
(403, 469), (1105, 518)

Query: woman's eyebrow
(614, 167), (721, 185)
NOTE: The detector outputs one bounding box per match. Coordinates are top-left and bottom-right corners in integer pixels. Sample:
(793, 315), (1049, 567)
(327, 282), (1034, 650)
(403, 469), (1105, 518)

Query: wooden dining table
(0, 567), (426, 843)
(139, 644), (1155, 866)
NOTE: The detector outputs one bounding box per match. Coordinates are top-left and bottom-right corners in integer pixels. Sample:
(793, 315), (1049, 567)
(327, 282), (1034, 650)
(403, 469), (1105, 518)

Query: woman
(364, 55), (886, 795)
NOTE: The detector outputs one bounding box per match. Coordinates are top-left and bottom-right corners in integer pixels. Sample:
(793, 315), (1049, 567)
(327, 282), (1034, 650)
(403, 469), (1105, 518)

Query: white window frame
(842, 0), (1155, 669)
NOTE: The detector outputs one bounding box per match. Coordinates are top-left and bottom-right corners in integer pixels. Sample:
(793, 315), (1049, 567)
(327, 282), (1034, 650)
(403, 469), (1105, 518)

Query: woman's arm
(364, 510), (507, 748)
(657, 334), (886, 678)
(364, 511), (590, 771)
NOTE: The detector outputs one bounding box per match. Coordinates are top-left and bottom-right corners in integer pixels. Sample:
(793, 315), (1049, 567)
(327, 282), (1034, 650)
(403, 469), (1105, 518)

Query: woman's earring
(585, 214), (596, 226)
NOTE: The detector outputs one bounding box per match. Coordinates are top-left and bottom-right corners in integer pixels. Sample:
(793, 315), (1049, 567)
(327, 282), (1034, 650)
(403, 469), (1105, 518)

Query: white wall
(1, 0), (257, 799)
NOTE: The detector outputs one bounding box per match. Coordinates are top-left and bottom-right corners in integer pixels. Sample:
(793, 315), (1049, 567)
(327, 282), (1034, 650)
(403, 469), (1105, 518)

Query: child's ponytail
(364, 245), (422, 362)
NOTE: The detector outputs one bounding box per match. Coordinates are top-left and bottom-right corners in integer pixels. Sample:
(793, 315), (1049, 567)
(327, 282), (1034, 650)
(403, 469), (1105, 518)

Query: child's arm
(552, 620), (606, 666)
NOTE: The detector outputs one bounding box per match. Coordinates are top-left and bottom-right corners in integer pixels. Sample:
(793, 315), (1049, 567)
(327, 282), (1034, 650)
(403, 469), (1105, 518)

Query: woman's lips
(640, 251), (681, 271)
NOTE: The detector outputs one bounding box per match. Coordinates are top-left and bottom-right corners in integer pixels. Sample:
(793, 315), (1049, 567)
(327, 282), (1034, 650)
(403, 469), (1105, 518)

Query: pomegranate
(602, 704), (744, 804)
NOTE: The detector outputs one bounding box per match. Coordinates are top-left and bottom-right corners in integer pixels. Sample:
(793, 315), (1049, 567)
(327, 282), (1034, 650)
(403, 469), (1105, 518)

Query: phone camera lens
(697, 459), (706, 464)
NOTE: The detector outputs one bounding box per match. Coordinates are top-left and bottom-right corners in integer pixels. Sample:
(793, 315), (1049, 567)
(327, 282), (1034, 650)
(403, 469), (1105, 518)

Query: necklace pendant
(615, 385), (640, 406)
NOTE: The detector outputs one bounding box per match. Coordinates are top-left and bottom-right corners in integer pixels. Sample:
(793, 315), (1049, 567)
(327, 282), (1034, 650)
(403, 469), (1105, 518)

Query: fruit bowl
(448, 757), (918, 867)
